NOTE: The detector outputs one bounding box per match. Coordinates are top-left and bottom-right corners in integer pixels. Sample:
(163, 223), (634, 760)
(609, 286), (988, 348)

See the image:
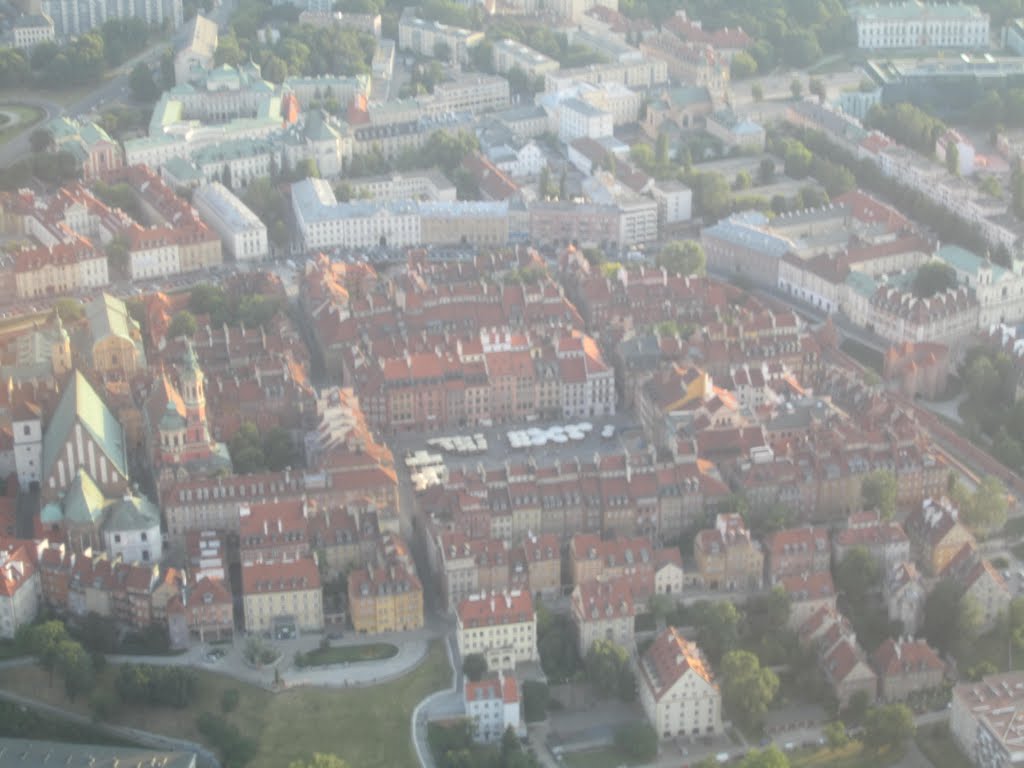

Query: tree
(29, 128), (54, 154)
(584, 639), (635, 700)
(758, 157), (775, 184)
(130, 62), (159, 102)
(54, 298), (84, 324)
(721, 650), (778, 729)
(744, 587), (791, 640)
(522, 680), (548, 722)
(23, 620), (72, 684)
(824, 721), (849, 749)
(809, 77), (826, 101)
(614, 722), (657, 761)
(656, 132), (669, 168)
(433, 41), (452, 61)
(924, 579), (979, 656)
(462, 653), (488, 682)
(56, 640), (94, 701)
(692, 600), (740, 663)
(734, 171), (752, 191)
(657, 240), (705, 276)
(863, 704), (915, 752)
(287, 756), (349, 768)
(229, 422), (267, 474)
(631, 142), (655, 172)
(731, 51), (757, 79)
(738, 746), (790, 768)
(912, 262), (957, 299)
(168, 311), (198, 339)
(751, 83), (764, 102)
(961, 476), (1009, 536)
(790, 78), (803, 100)
(842, 690), (871, 726)
(834, 548), (880, 613)
(536, 602), (580, 682)
(946, 142), (960, 176)
(861, 470), (897, 519)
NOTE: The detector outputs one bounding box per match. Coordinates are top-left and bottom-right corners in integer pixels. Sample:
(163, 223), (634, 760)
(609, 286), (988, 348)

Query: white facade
(105, 523), (162, 564)
(637, 628), (723, 740)
(13, 413), (42, 487)
(558, 98), (614, 142)
(652, 182), (693, 224)
(397, 12), (483, 64)
(193, 182), (269, 261)
(0, 551), (41, 640)
(14, 250), (110, 299)
(852, 2), (990, 49)
(427, 75), (510, 115)
(465, 673), (521, 744)
(12, 15), (55, 49)
(129, 242), (182, 280)
(292, 178), (421, 250)
(492, 38), (560, 77)
(456, 591), (538, 672)
(618, 197), (659, 246)
(42, 0), (182, 39)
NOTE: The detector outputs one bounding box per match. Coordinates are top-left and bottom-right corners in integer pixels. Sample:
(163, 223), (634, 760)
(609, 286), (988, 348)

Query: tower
(179, 341), (210, 448)
(51, 310), (72, 377)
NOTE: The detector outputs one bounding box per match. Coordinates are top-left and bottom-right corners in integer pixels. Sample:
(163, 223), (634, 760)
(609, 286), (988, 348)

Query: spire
(183, 340), (200, 373)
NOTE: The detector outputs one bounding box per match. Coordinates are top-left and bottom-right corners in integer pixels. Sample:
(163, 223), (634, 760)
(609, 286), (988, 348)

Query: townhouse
(637, 627), (722, 739)
(571, 576), (637, 656)
(693, 514), (763, 591)
(456, 590), (537, 671)
(832, 511), (910, 574)
(763, 527), (830, 585)
(871, 637), (945, 702)
(241, 556), (323, 634)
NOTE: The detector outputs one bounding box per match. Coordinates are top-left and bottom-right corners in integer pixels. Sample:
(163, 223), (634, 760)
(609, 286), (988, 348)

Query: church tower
(180, 341), (211, 448)
(51, 311), (72, 377)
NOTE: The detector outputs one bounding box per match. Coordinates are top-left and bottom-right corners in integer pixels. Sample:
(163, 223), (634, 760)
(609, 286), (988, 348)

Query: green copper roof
(86, 292), (135, 343)
(63, 469), (109, 525)
(40, 502), (62, 525)
(103, 494), (160, 532)
(42, 371), (128, 483)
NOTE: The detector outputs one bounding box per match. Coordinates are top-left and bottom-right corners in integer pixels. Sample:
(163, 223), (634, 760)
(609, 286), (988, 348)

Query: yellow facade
(243, 588), (323, 632)
(349, 587), (423, 634)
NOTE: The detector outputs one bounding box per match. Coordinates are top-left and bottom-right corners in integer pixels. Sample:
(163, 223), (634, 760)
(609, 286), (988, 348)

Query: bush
(197, 712), (258, 768)
(614, 722), (657, 761)
(115, 664), (197, 708)
(221, 688), (240, 714)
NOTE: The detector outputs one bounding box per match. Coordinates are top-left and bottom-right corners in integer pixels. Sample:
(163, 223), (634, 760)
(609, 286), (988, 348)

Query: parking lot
(390, 412), (642, 477)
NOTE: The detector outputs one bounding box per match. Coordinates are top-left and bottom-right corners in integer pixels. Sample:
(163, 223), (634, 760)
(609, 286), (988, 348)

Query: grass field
(299, 642), (398, 667)
(0, 104), (44, 145)
(0, 640), (450, 768)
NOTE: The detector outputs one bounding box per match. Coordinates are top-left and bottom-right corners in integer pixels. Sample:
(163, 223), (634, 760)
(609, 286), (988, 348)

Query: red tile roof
(639, 626), (715, 702)
(241, 557), (320, 595)
(457, 590), (533, 628)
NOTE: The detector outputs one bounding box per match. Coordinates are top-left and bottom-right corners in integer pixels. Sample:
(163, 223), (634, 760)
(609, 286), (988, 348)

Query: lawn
(1004, 516), (1024, 539)
(0, 640), (451, 768)
(915, 724), (972, 768)
(299, 642), (398, 667)
(562, 747), (641, 768)
(0, 640), (28, 660)
(0, 104), (44, 145)
(791, 741), (902, 768)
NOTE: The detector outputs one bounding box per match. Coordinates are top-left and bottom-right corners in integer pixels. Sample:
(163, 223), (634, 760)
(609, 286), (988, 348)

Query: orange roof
(640, 626), (715, 702)
(241, 557), (320, 595)
(458, 590), (533, 628)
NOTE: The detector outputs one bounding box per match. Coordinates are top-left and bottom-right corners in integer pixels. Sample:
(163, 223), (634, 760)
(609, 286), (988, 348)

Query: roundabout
(0, 103), (45, 145)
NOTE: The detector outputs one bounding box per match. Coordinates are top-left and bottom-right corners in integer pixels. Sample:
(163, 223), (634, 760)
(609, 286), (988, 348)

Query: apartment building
(239, 498), (310, 564)
(764, 527), (830, 585)
(571, 576), (637, 655)
(457, 590), (537, 671)
(347, 561), (424, 634)
(693, 513), (763, 591)
(905, 496), (977, 575)
(493, 38), (559, 77)
(872, 637), (945, 702)
(43, 0), (182, 38)
(851, 2), (989, 49)
(11, 13), (54, 49)
(398, 11), (483, 64)
(832, 511), (911, 573)
(241, 556), (323, 633)
(193, 182), (269, 261)
(0, 540), (41, 639)
(427, 75), (510, 115)
(951, 671), (1024, 768)
(165, 574), (233, 644)
(637, 627), (722, 739)
(465, 673), (520, 743)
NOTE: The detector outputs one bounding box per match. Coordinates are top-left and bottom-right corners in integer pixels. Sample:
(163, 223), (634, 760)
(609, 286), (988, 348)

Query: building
(905, 496), (977, 575)
(457, 590), (537, 671)
(951, 671), (1024, 768)
(46, 118), (122, 180)
(884, 561), (926, 636)
(872, 637), (945, 702)
(43, 0), (183, 38)
(13, 241), (110, 300)
(799, 606), (878, 707)
(557, 98), (614, 143)
(851, 2), (989, 49)
(397, 11), (483, 64)
(41, 370), (128, 503)
(493, 39), (559, 78)
(167, 574), (233, 644)
(174, 14), (217, 85)
(193, 182), (269, 261)
(571, 576), (637, 655)
(347, 561), (424, 634)
(883, 341), (950, 400)
(102, 494), (162, 564)
(11, 13), (54, 49)
(82, 292), (147, 382)
(705, 110), (766, 151)
(13, 401), (43, 489)
(780, 571), (837, 630)
(832, 511), (911, 573)
(637, 627), (722, 739)
(241, 556), (323, 634)
(963, 559), (1011, 632)
(693, 513), (763, 591)
(764, 526), (830, 584)
(0, 540), (41, 639)
(429, 75), (510, 115)
(465, 673), (520, 743)
(0, 738), (196, 768)
(569, 533), (655, 587)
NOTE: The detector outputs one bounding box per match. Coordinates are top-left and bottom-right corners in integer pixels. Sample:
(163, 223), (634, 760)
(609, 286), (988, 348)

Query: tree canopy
(720, 650), (779, 729)
(861, 470), (897, 519)
(912, 262), (958, 299)
(657, 240), (706, 276)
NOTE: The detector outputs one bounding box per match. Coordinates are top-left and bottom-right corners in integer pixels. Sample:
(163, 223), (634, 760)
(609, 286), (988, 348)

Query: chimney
(277, 519), (282, 533)
(263, 520), (268, 536)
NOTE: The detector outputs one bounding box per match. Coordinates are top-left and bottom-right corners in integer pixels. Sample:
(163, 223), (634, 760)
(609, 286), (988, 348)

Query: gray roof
(0, 738), (196, 768)
(103, 494), (161, 532)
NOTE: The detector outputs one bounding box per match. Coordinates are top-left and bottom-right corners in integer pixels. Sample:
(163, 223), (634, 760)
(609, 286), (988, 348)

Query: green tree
(536, 602), (580, 682)
(758, 157), (775, 184)
(731, 51), (757, 79)
(130, 62), (159, 101)
(720, 650), (779, 729)
(738, 746), (790, 768)
(912, 262), (957, 299)
(29, 128), (54, 154)
(614, 722), (657, 761)
(657, 240), (706, 276)
(656, 132), (669, 168)
(924, 579), (980, 656)
(961, 475), (1009, 536)
(584, 639), (635, 700)
(23, 620), (71, 685)
(631, 142), (655, 172)
(229, 422), (267, 474)
(823, 721), (849, 749)
(54, 298), (84, 324)
(692, 601), (741, 663)
(56, 640), (94, 701)
(863, 704), (915, 752)
(809, 77), (826, 101)
(946, 142), (960, 176)
(861, 470), (897, 519)
(790, 78), (803, 100)
(168, 310), (198, 339)
(834, 548), (880, 614)
(462, 653), (488, 682)
(751, 83), (764, 102)
(734, 171), (752, 191)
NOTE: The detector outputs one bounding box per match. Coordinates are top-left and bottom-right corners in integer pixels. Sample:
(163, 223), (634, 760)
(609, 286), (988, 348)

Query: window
(114, 534), (121, 543)
(140, 532), (147, 542)
(142, 550), (150, 561)
(23, 425), (31, 436)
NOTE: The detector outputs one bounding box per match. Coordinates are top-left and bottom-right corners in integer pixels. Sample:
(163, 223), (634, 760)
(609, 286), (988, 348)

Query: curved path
(0, 95), (63, 169)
